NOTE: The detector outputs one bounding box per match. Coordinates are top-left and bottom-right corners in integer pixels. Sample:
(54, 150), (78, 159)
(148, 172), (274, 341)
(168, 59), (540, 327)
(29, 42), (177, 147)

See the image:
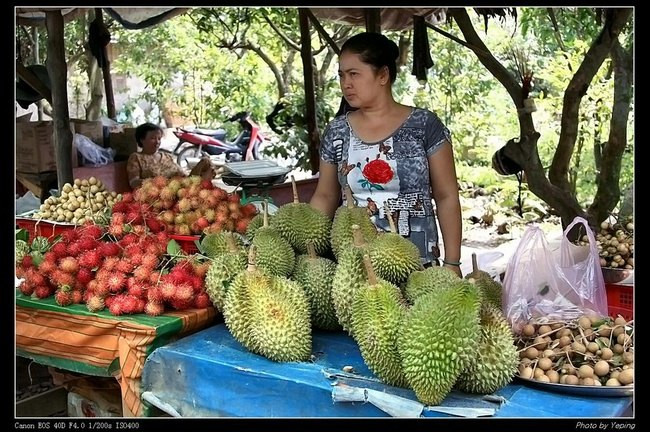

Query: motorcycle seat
(190, 128), (227, 140)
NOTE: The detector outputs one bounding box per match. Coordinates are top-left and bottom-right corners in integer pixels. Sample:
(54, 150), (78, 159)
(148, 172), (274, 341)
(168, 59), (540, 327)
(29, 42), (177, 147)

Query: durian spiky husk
(351, 279), (409, 387)
(200, 232), (244, 258)
(467, 272), (503, 310)
(398, 279), (481, 405)
(251, 226), (295, 277)
(330, 205), (377, 260)
(293, 252), (340, 330)
(455, 304), (518, 394)
(331, 245), (367, 335)
(404, 266), (460, 305)
(271, 202), (332, 255)
(247, 276), (312, 362)
(246, 213), (272, 242)
(465, 253), (503, 310)
(205, 250), (248, 312)
(369, 233), (422, 285)
(223, 270), (267, 352)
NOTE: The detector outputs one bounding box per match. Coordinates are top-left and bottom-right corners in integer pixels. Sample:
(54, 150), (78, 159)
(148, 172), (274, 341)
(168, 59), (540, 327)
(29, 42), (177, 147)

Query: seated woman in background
(126, 122), (215, 189)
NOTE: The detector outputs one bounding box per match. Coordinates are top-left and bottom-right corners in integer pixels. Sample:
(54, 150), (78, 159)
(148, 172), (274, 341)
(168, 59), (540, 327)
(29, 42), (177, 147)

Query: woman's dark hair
(135, 122), (162, 148)
(340, 32), (400, 83)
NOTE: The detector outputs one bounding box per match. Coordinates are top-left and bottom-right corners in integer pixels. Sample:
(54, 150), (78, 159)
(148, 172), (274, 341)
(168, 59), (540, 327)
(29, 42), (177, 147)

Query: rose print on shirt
(358, 155), (394, 191)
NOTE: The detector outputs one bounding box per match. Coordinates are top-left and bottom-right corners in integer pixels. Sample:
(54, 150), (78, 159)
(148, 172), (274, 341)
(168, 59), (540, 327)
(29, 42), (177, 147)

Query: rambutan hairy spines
(58, 257), (80, 274)
(144, 301), (165, 316)
(86, 295), (106, 312)
(160, 282), (177, 301)
(34, 285), (53, 299)
(51, 242), (69, 259)
(54, 289), (73, 306)
(174, 283), (195, 302)
(147, 286), (164, 304)
(107, 272), (126, 293)
(194, 292), (212, 309)
(78, 250), (102, 269)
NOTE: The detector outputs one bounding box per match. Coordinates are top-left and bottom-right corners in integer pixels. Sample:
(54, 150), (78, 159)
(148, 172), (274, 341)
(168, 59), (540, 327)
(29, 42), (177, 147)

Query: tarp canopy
(16, 7), (188, 28)
(309, 8), (447, 31)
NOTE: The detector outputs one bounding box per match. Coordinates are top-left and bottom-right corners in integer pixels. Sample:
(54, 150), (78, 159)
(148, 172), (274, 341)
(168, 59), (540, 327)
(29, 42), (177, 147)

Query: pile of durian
(203, 177), (519, 405)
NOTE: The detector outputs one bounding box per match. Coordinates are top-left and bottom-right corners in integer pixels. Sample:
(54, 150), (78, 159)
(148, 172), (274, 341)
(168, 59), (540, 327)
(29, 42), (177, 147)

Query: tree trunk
(298, 8), (320, 175)
(94, 9), (116, 120)
(549, 9), (632, 193)
(587, 40), (633, 224)
(83, 10), (103, 120)
(45, 10), (74, 189)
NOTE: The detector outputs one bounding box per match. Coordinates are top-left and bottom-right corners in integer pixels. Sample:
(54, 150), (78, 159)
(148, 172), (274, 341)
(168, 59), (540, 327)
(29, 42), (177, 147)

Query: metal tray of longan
(515, 376), (633, 397)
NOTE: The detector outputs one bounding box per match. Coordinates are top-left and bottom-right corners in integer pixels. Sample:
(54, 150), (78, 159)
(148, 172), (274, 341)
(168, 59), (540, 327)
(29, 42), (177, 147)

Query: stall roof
(309, 8), (447, 30)
(15, 7), (188, 28)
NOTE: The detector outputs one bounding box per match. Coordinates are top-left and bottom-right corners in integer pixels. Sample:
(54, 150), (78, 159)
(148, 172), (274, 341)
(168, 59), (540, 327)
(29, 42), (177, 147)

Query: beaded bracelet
(442, 259), (462, 267)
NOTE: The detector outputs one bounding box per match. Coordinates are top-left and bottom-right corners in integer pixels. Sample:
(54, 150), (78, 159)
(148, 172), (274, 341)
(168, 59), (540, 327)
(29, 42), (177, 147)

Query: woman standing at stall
(309, 32), (463, 276)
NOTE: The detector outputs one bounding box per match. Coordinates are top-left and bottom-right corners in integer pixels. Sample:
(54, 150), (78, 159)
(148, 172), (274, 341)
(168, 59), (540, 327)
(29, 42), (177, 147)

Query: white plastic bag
(74, 133), (114, 166)
(503, 217), (608, 331)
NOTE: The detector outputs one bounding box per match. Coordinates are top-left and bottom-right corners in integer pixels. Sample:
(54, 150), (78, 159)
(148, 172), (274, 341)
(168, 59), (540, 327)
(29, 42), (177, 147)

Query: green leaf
(167, 239), (182, 256)
(15, 229), (29, 243)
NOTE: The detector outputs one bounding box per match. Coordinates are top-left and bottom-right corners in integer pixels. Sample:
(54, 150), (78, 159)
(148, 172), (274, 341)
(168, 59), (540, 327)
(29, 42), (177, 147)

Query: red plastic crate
(605, 283), (633, 321)
(15, 216), (76, 241)
(168, 234), (201, 254)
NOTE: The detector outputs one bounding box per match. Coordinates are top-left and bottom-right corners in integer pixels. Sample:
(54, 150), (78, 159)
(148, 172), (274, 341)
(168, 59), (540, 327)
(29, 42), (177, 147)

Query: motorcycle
(171, 111), (266, 170)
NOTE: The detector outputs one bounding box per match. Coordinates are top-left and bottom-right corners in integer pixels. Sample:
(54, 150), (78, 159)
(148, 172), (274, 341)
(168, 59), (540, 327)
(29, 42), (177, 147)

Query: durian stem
(225, 232), (238, 253)
(472, 253), (479, 273)
(290, 175), (299, 204)
(385, 204), (397, 234)
(263, 200), (269, 227)
(362, 254), (377, 285)
(351, 224), (365, 247)
(307, 242), (317, 259)
(345, 185), (355, 209)
(247, 245), (257, 271)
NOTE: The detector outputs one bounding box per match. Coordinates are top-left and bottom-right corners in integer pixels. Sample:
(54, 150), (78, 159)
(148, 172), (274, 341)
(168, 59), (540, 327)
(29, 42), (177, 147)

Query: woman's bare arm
(309, 160), (341, 218)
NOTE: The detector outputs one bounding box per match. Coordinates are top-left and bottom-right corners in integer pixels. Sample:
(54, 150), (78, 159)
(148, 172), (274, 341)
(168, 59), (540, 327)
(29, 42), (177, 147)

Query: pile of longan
(515, 315), (633, 387)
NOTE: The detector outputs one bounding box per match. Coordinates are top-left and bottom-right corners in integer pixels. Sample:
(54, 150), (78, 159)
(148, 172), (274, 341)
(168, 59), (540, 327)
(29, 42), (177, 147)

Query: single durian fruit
(330, 185), (378, 260)
(465, 253), (503, 310)
(223, 248), (265, 352)
(398, 279), (481, 405)
(246, 213), (272, 242)
(369, 209), (422, 285)
(404, 266), (460, 305)
(331, 225), (368, 335)
(293, 243), (340, 330)
(200, 232), (244, 258)
(351, 255), (409, 387)
(270, 175), (331, 255)
(247, 274), (312, 362)
(456, 304), (519, 394)
(251, 202), (295, 277)
(205, 232), (248, 312)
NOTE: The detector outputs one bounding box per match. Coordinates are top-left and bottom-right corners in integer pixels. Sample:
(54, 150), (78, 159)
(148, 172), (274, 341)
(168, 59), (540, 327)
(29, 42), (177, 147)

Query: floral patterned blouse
(126, 151), (185, 188)
(320, 107), (452, 265)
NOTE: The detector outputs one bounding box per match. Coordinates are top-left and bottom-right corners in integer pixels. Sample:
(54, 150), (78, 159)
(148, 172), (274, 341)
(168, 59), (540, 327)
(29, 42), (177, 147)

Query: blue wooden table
(140, 324), (633, 418)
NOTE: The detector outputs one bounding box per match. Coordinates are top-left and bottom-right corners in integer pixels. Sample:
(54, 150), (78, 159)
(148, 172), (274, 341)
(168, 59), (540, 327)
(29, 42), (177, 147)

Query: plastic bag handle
(562, 216), (600, 259)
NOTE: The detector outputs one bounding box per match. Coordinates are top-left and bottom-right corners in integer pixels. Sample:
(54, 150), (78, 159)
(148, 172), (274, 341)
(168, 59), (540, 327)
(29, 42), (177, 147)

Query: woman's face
(141, 129), (162, 154)
(338, 51), (387, 109)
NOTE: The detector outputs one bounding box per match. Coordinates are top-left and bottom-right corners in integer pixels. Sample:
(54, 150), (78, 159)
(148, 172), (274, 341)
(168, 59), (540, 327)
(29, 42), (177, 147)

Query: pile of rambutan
(134, 175), (258, 236)
(17, 221), (215, 317)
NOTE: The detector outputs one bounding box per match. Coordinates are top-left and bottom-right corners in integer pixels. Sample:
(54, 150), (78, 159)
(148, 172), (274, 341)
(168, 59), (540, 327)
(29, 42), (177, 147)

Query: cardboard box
(108, 127), (137, 159)
(16, 120), (79, 173)
(70, 119), (104, 147)
(16, 121), (56, 173)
